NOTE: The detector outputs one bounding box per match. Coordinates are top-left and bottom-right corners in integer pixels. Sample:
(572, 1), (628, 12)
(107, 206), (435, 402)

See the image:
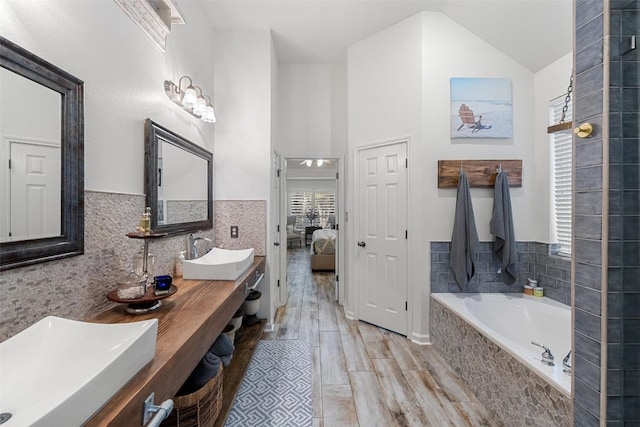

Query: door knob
(357, 241), (366, 247)
(274, 242), (280, 246)
(574, 122), (593, 138)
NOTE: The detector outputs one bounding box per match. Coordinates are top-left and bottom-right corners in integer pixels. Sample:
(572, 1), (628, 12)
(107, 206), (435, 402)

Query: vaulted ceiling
(197, 0), (573, 72)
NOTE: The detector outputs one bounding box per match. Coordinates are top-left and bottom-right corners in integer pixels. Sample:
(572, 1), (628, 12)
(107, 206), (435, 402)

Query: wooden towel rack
(437, 160), (522, 188)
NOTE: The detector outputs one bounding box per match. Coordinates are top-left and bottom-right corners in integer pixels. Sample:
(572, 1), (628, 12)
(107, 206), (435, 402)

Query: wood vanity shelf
(84, 256), (265, 427)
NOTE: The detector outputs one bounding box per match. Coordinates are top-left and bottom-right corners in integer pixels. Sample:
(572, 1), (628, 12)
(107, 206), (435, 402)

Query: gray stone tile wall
(573, 0), (607, 423)
(571, 0), (640, 423)
(608, 0), (639, 423)
(0, 191), (191, 341)
(533, 243), (572, 305)
(214, 200), (267, 256)
(0, 191), (264, 342)
(165, 200), (208, 224)
(430, 241), (571, 306)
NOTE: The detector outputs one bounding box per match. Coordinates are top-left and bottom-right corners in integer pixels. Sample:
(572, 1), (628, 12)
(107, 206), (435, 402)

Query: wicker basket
(161, 365), (223, 427)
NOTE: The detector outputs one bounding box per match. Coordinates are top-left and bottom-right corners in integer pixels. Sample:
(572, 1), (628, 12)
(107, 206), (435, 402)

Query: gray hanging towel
(449, 171), (479, 291)
(490, 171), (518, 285)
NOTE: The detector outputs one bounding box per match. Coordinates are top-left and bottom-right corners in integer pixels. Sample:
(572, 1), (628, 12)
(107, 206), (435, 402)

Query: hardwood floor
(263, 247), (501, 427)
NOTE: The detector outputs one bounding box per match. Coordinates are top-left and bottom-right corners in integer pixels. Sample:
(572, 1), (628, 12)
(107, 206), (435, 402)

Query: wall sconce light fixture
(164, 76), (216, 123)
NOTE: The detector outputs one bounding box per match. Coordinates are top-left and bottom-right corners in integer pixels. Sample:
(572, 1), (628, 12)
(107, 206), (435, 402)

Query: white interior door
(271, 151), (283, 310)
(9, 140), (61, 241)
(356, 142), (407, 335)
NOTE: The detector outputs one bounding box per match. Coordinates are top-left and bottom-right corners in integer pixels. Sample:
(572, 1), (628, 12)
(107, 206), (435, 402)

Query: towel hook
(459, 163), (464, 174)
(497, 164), (502, 174)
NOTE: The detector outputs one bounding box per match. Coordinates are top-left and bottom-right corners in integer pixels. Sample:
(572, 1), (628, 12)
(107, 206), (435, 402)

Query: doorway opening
(280, 156), (343, 308)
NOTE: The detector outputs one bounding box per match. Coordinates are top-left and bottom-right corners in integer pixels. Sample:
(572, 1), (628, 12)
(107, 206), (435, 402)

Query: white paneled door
(356, 141), (407, 335)
(8, 140), (61, 242)
(272, 150), (284, 309)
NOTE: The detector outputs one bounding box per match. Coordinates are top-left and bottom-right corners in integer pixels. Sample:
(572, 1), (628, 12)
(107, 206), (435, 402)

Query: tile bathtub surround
(430, 241), (531, 293)
(214, 200), (267, 256)
(532, 243), (572, 305)
(430, 241), (571, 305)
(0, 191), (212, 342)
(430, 298), (571, 427)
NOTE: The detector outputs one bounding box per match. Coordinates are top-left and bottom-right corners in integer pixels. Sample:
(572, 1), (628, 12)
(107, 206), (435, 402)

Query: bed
(310, 228), (336, 271)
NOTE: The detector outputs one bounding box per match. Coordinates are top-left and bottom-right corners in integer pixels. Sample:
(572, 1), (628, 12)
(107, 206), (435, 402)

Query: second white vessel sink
(183, 247), (255, 280)
(0, 316), (158, 427)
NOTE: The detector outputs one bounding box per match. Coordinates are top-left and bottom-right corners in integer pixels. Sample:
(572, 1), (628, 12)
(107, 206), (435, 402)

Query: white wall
(277, 64), (347, 157)
(287, 179), (336, 191)
(420, 12), (536, 243)
(161, 142), (208, 201)
(0, 68), (61, 142)
(348, 11), (562, 342)
(269, 35), (282, 323)
(533, 52), (573, 243)
(211, 28), (272, 201)
(210, 28), (275, 321)
(0, 1), (216, 195)
(418, 12), (539, 340)
(286, 164), (337, 179)
(347, 12), (423, 335)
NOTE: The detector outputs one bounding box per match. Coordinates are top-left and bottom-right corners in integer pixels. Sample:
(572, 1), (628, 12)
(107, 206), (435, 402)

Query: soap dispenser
(175, 250), (186, 278)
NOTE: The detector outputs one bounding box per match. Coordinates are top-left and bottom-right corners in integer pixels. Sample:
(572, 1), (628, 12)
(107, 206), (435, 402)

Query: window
(289, 190), (336, 231)
(550, 95), (573, 256)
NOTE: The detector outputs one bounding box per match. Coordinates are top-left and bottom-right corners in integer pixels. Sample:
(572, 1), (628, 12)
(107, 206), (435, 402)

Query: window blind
(289, 190), (335, 230)
(550, 96), (573, 256)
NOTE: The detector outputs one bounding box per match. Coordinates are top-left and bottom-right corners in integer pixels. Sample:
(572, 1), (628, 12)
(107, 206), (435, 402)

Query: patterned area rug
(224, 340), (312, 427)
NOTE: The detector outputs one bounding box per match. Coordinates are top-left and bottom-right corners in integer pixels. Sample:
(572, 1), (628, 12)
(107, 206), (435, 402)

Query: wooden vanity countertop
(84, 256), (265, 427)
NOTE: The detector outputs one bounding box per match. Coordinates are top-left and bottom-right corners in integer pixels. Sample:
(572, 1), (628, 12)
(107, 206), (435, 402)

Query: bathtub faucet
(531, 341), (555, 366)
(563, 351), (572, 375)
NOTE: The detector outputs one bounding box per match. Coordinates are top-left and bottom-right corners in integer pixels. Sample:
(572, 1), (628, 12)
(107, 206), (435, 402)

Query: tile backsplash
(430, 241), (571, 306)
(214, 200), (266, 256)
(0, 192), (265, 341)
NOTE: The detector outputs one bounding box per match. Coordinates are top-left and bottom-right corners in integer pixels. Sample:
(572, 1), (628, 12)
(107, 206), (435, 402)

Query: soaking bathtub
(431, 293), (571, 426)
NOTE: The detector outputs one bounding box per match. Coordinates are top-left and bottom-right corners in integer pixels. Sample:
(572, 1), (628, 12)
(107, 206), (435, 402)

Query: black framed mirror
(144, 119), (213, 235)
(0, 37), (84, 271)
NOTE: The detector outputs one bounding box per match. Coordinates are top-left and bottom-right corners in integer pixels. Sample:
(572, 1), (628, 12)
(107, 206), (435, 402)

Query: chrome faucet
(531, 341), (555, 366)
(563, 351), (572, 375)
(187, 233), (212, 260)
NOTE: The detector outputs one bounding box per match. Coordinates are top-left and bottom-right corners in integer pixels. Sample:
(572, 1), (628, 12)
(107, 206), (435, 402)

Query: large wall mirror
(0, 37), (84, 271)
(144, 119), (213, 235)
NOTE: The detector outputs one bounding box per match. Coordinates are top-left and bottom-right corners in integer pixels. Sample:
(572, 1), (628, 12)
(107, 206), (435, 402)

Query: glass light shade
(168, 89), (181, 103)
(193, 97), (207, 116)
(181, 86), (198, 109)
(202, 105), (216, 123)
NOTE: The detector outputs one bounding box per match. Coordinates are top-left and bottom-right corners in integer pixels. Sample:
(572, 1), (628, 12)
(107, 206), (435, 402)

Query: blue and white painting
(450, 77), (513, 139)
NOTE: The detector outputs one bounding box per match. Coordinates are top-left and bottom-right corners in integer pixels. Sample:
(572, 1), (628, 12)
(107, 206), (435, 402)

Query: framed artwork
(450, 77), (513, 139)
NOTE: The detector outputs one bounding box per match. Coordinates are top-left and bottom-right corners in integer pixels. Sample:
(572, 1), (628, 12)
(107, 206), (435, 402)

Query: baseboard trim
(409, 332), (431, 345)
(345, 308), (357, 320)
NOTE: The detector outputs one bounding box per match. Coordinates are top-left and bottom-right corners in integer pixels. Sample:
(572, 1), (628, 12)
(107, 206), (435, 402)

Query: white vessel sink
(0, 316), (158, 427)
(183, 247), (255, 280)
